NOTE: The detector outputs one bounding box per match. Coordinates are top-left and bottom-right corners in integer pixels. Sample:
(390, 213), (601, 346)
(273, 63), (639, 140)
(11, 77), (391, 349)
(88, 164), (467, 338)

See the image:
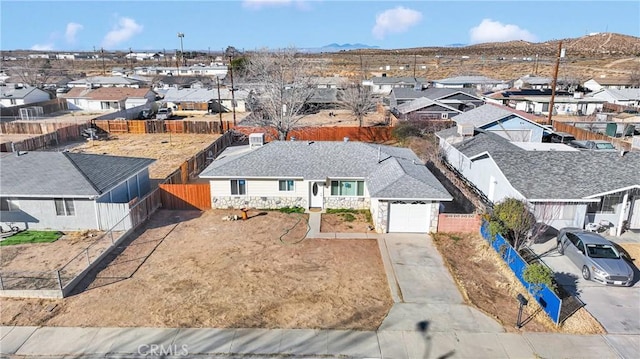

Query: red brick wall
(437, 214), (481, 233)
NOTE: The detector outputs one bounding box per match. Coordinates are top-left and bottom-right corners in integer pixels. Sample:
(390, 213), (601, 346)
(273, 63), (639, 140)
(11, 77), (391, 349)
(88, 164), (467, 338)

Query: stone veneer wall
(324, 196), (370, 210)
(374, 201), (389, 234)
(429, 202), (439, 233)
(212, 196), (307, 209)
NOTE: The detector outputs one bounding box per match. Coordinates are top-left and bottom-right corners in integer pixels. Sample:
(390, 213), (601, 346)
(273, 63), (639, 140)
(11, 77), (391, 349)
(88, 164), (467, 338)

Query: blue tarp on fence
(480, 221), (562, 324)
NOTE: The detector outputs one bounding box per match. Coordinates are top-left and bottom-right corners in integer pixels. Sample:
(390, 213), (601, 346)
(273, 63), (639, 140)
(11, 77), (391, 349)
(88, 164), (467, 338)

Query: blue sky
(2, 1), (639, 52)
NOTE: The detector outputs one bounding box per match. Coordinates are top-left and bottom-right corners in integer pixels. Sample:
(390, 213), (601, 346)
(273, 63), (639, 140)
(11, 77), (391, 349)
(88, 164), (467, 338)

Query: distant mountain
(299, 43), (380, 53)
(445, 43), (467, 48)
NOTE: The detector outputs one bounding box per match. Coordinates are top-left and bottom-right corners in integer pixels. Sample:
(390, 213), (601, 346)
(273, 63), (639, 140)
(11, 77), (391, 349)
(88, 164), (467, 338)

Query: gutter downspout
(617, 191), (630, 236)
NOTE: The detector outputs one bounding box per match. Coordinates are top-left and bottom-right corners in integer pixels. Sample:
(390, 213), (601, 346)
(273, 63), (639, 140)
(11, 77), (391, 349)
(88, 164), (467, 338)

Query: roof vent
(343, 137), (349, 142)
(457, 124), (474, 137)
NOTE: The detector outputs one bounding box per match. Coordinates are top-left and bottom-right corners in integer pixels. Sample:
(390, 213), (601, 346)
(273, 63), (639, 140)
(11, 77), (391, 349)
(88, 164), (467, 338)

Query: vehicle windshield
(586, 244), (620, 259)
(596, 143), (615, 149)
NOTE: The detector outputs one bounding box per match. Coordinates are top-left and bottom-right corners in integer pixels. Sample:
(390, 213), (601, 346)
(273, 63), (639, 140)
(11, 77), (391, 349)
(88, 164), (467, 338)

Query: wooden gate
(159, 183), (211, 210)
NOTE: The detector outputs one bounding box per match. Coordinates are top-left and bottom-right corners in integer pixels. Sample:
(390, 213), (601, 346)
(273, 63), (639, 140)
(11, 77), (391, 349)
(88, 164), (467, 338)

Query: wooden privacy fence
(0, 123), (90, 152)
(159, 183), (211, 210)
(233, 126), (393, 142)
(554, 121), (631, 151)
(163, 130), (235, 184)
(0, 98), (68, 118)
(93, 119), (226, 135)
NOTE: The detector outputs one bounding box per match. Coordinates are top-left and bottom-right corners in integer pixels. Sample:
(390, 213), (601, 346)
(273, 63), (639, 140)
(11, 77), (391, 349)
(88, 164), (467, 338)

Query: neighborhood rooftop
(200, 141), (452, 200)
(0, 152), (155, 197)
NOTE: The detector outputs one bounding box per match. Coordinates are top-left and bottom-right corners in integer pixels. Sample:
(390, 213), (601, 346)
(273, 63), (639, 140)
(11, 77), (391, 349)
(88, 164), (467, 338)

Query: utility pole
(359, 54), (365, 81)
(101, 47), (105, 75)
(228, 53), (236, 126)
(163, 48), (168, 67)
(93, 46), (97, 66)
(129, 47), (133, 72)
(413, 54), (417, 78)
(216, 76), (224, 132)
(177, 32), (186, 67)
(547, 41), (562, 126)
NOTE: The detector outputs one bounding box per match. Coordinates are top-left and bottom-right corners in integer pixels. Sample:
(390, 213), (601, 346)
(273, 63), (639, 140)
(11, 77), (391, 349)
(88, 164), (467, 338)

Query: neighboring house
(590, 88), (640, 107)
(62, 87), (156, 111)
(28, 54), (52, 60)
(0, 84), (51, 108)
(362, 76), (427, 96)
(125, 52), (163, 61)
(430, 76), (509, 92)
(153, 76), (214, 91)
(448, 103), (550, 142)
(0, 151), (154, 231)
(67, 76), (147, 88)
(518, 95), (606, 116)
(162, 87), (248, 112)
(310, 76), (348, 89)
(389, 87), (484, 110)
(513, 75), (553, 89)
(133, 64), (228, 78)
(391, 97), (462, 122)
(304, 88), (339, 112)
(484, 89), (569, 109)
(436, 131), (640, 235)
(584, 77), (639, 92)
(199, 138), (452, 233)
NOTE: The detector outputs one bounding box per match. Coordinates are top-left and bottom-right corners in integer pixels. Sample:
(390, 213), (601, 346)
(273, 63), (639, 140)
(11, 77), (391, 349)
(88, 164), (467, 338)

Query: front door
(310, 182), (324, 209)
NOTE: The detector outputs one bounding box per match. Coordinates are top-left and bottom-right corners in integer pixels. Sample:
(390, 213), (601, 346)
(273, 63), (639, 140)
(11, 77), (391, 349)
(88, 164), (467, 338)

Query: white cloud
(372, 6), (422, 40)
(101, 17), (143, 49)
(469, 19), (537, 44)
(31, 43), (54, 51)
(65, 22), (83, 44)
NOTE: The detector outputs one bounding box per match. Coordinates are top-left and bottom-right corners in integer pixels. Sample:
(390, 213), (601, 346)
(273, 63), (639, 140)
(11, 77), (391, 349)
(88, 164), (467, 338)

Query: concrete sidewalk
(2, 221), (637, 358)
(1, 325), (631, 358)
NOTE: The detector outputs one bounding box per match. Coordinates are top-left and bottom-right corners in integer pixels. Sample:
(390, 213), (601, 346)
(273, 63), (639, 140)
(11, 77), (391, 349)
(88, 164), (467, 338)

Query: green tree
(489, 198), (535, 250)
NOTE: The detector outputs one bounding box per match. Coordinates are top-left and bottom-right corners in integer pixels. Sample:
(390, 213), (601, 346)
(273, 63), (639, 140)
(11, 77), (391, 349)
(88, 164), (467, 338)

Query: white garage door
(388, 201), (431, 233)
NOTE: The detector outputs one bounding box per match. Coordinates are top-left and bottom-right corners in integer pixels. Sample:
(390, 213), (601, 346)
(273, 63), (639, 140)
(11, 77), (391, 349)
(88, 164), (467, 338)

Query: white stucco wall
(0, 197), (98, 231)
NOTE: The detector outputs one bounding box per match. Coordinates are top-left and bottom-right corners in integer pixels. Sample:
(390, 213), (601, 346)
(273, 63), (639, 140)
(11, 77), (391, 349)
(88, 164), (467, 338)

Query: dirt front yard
(0, 209), (392, 329)
(0, 231), (111, 290)
(68, 133), (220, 180)
(321, 210), (374, 233)
(432, 232), (604, 334)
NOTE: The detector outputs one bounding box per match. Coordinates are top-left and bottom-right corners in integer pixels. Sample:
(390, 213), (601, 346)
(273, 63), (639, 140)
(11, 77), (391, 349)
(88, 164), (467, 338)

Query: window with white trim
(230, 179), (246, 195)
(441, 112), (448, 119)
(600, 193), (623, 214)
(0, 197), (19, 212)
(330, 180), (364, 196)
(278, 180), (294, 192)
(54, 198), (75, 216)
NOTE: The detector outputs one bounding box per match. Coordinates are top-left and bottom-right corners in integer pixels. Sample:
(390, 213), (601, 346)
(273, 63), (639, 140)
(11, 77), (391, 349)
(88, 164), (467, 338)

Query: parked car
(545, 132), (576, 144)
(557, 228), (634, 286)
(155, 108), (172, 120)
(570, 140), (617, 151)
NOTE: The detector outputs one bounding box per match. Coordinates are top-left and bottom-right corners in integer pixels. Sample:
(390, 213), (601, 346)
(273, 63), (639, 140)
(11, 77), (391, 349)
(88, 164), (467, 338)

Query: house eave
(583, 185), (640, 199)
(374, 196), (453, 202)
(528, 198), (600, 203)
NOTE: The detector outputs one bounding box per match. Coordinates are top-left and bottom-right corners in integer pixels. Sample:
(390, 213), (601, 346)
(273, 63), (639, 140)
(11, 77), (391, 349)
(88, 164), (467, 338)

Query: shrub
(342, 213), (356, 222)
(523, 263), (556, 294)
(278, 206), (305, 214)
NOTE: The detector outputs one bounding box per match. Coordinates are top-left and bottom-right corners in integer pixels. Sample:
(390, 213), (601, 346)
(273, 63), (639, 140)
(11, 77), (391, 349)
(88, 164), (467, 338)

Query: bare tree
(337, 84), (378, 127)
(245, 48), (316, 140)
(8, 57), (53, 87)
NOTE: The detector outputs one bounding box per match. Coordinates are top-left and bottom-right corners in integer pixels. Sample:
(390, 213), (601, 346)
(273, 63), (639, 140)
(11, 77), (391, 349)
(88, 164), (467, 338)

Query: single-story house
(389, 87), (484, 110)
(391, 97), (462, 122)
(448, 103), (550, 142)
(590, 88), (640, 108)
(199, 137), (453, 233)
(0, 151), (154, 231)
(162, 87), (248, 113)
(310, 76), (349, 89)
(430, 76), (509, 92)
(67, 76), (146, 88)
(517, 95), (606, 116)
(133, 65), (228, 78)
(584, 77), (639, 92)
(62, 87), (156, 111)
(436, 130), (640, 235)
(0, 84), (51, 108)
(153, 76), (214, 91)
(362, 76), (427, 96)
(513, 75), (553, 90)
(125, 52), (163, 61)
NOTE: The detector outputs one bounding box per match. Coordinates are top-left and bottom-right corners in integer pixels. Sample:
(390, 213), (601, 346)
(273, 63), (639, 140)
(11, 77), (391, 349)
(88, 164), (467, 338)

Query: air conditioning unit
(249, 133), (265, 149)
(457, 123), (474, 136)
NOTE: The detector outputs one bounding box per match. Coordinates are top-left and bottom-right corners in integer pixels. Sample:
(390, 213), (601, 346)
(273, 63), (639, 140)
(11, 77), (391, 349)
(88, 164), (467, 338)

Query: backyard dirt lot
(0, 209), (392, 329)
(432, 232), (604, 334)
(67, 133), (220, 180)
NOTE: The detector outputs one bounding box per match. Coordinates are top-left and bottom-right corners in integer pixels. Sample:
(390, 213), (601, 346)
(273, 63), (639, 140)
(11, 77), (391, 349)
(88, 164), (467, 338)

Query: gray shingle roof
(433, 76), (504, 85)
(392, 87), (479, 100)
(453, 131), (524, 157)
(452, 103), (521, 128)
(371, 77), (426, 85)
(0, 86), (47, 100)
(0, 152), (155, 197)
(489, 151), (640, 200)
(200, 141), (451, 200)
(162, 87), (248, 102)
(395, 97), (460, 115)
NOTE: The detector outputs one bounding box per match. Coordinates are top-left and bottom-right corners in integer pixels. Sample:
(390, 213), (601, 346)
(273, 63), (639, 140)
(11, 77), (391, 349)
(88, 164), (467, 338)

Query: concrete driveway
(530, 238), (640, 335)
